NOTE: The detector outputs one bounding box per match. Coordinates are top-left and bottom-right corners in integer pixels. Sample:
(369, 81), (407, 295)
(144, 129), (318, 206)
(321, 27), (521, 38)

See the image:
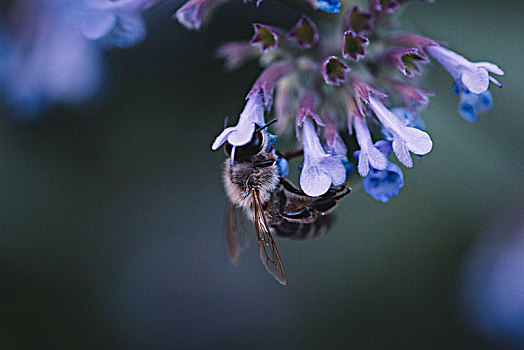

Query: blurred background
(1, 0), (523, 348)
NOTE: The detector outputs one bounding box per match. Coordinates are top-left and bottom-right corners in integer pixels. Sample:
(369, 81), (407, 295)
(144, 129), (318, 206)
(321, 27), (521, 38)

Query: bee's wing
(251, 188), (287, 285)
(225, 200), (250, 264)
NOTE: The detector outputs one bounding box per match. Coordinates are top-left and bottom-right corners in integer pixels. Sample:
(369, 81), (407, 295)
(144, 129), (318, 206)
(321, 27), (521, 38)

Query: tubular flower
(212, 90), (265, 154)
(207, 1), (503, 200)
(300, 118), (346, 197)
(426, 45), (504, 94)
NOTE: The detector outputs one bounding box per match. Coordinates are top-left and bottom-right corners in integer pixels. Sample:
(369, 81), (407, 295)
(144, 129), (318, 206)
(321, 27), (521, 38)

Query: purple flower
(369, 0), (400, 13)
(385, 48), (427, 77)
(342, 31), (369, 61)
(288, 16), (319, 49)
(247, 61), (293, 109)
(215, 41), (260, 71)
(387, 79), (431, 112)
(426, 45), (504, 94)
(353, 116), (387, 177)
(250, 24), (280, 52)
(299, 118), (346, 197)
(344, 6), (375, 34)
(322, 110), (347, 157)
(368, 96), (432, 168)
(174, 0), (228, 31)
(355, 141), (404, 203)
(80, 0), (162, 48)
(296, 92), (324, 136)
(322, 56), (350, 86)
(211, 91), (265, 153)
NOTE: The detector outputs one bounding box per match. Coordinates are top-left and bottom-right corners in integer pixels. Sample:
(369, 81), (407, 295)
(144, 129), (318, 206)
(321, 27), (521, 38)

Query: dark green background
(1, 0), (522, 348)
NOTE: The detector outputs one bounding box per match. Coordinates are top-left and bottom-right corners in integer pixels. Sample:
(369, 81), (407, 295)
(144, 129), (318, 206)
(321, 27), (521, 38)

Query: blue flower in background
(0, 0), (162, 119)
(307, 0), (341, 13)
(0, 1), (103, 118)
(453, 82), (493, 122)
(80, 0), (162, 48)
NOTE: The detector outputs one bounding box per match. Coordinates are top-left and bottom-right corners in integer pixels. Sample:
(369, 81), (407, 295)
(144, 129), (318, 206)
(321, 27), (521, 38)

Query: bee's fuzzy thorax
(223, 158), (280, 210)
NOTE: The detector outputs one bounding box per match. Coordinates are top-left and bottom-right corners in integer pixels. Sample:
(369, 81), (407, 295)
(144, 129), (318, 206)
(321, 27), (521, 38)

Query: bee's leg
(281, 188), (350, 220)
(280, 177), (309, 197)
(254, 159), (276, 168)
(281, 206), (317, 221)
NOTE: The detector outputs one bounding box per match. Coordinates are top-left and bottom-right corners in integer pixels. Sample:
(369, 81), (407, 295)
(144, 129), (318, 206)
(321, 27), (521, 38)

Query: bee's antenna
(255, 119), (278, 133)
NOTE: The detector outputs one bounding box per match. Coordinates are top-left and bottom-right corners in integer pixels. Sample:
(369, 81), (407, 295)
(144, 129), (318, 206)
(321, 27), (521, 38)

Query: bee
(221, 122), (350, 285)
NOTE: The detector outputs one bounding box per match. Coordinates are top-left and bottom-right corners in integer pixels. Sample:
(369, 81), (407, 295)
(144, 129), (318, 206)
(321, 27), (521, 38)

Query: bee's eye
(243, 130), (263, 155)
(231, 130), (264, 162)
(224, 141), (232, 156)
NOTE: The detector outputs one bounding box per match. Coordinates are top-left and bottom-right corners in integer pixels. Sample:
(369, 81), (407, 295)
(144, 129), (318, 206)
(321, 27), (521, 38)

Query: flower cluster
(176, 0), (505, 202)
(0, 0), (162, 118)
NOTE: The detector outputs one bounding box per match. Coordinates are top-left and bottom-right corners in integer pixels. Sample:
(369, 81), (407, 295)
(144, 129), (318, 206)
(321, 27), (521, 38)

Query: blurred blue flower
(315, 0), (341, 13)
(0, 0), (161, 118)
(0, 1), (102, 118)
(459, 214), (524, 347)
(80, 0), (162, 48)
(453, 82), (493, 123)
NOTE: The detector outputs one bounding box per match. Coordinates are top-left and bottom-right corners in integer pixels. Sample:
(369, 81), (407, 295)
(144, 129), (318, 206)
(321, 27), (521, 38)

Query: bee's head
(224, 125), (271, 163)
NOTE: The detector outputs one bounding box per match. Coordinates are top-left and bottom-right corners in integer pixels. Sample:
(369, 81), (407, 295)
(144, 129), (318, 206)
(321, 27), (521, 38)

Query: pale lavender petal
(300, 163), (332, 197)
(427, 45), (503, 94)
(79, 11), (116, 40)
(227, 123), (256, 146)
(461, 67), (489, 94)
(211, 127), (235, 150)
(299, 118), (346, 196)
(320, 156), (346, 185)
(210, 91), (264, 150)
(398, 126), (433, 155)
(353, 116), (387, 176)
(369, 96), (432, 167)
(106, 14), (146, 48)
(476, 62), (504, 75)
(392, 137), (413, 168)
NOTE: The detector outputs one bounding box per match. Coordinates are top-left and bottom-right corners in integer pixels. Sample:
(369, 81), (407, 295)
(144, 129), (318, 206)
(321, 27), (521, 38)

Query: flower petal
(362, 162), (404, 203)
(211, 126), (235, 150)
(392, 136), (413, 168)
(397, 125), (433, 156)
(300, 164), (332, 197)
(476, 62), (504, 76)
(80, 10), (117, 40)
(320, 156), (346, 186)
(461, 67), (489, 94)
